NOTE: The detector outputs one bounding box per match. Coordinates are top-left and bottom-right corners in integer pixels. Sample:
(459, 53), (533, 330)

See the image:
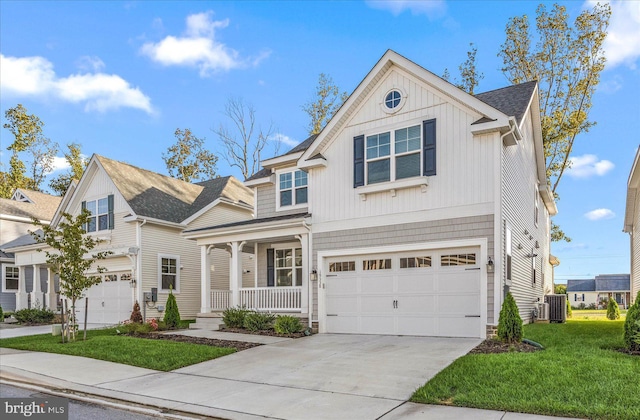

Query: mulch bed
(616, 348), (640, 356)
(219, 327), (307, 339)
(469, 339), (542, 354)
(127, 332), (262, 351)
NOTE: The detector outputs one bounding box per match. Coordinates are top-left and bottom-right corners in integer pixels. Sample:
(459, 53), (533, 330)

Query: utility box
(151, 287), (157, 302)
(545, 294), (567, 323)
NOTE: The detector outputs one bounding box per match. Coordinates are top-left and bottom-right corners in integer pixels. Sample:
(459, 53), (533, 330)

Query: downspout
(136, 219), (147, 307)
(302, 219), (314, 330)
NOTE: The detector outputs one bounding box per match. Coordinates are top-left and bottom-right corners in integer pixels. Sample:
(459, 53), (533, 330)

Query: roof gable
(0, 189), (61, 222)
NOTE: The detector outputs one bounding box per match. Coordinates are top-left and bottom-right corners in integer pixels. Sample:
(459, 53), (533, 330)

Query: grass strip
(0, 328), (235, 371)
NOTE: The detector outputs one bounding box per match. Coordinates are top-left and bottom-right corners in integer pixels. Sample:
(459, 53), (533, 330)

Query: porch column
(47, 267), (55, 311)
(200, 245), (212, 314)
(16, 264), (27, 310)
(298, 233), (309, 314)
(32, 265), (43, 308)
(229, 241), (245, 308)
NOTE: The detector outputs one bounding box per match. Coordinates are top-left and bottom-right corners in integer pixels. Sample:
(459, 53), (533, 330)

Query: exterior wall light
(487, 257), (494, 273)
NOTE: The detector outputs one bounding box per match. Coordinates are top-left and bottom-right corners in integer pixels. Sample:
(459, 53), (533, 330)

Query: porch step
(190, 313), (225, 330)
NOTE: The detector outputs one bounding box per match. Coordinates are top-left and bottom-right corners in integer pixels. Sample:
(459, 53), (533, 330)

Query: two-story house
(5, 155), (254, 324)
(624, 147), (639, 304)
(186, 50), (557, 339)
(1, 189), (62, 312)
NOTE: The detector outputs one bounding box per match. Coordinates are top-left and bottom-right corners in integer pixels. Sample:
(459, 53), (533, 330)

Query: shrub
(587, 302), (597, 310)
(274, 315), (303, 334)
(163, 290), (181, 329)
(222, 306), (249, 328)
(567, 299), (573, 318)
(243, 311), (275, 331)
(623, 291), (640, 351)
(0, 305), (3, 323)
(497, 292), (523, 344)
(606, 298), (620, 320)
(14, 307), (55, 324)
(130, 301), (143, 323)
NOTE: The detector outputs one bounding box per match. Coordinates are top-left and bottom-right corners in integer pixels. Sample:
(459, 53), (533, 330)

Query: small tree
(163, 289), (181, 329)
(566, 298), (572, 318)
(130, 301), (143, 323)
(163, 128), (218, 182)
(32, 209), (111, 341)
(554, 284), (567, 295)
(623, 291), (640, 350)
(497, 292), (523, 344)
(606, 297), (620, 320)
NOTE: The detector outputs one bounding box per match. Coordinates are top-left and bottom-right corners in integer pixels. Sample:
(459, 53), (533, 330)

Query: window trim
(82, 194), (114, 234)
(275, 168), (308, 212)
(2, 264), (20, 292)
(158, 254), (180, 293)
(506, 225), (513, 283)
(381, 87), (407, 114)
(534, 187), (539, 227)
(273, 246), (303, 287)
(364, 125), (423, 186)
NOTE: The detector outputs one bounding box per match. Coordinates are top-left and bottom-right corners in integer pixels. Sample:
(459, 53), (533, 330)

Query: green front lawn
(0, 328), (235, 371)
(572, 309), (627, 320)
(412, 320), (640, 420)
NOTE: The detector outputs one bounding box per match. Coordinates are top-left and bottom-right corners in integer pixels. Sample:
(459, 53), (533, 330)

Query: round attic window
(385, 90), (402, 109)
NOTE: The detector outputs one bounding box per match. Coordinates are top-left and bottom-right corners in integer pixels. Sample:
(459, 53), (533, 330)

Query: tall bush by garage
(566, 298), (572, 318)
(0, 305), (3, 322)
(163, 290), (181, 329)
(497, 292), (523, 344)
(623, 291), (640, 350)
(606, 297), (620, 320)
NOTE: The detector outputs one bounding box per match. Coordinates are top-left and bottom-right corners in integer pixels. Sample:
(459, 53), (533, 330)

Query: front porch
(211, 286), (303, 312)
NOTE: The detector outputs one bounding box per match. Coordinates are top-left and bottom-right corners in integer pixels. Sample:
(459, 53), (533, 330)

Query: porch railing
(211, 290), (232, 311)
(211, 287), (302, 311)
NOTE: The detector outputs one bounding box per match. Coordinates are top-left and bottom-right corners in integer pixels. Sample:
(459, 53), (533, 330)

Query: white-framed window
(277, 169), (308, 209)
(506, 225), (512, 282)
(2, 265), (19, 292)
(363, 259), (392, 270)
(329, 261), (356, 272)
(441, 254), (477, 266)
(534, 187), (539, 226)
(575, 293), (584, 302)
(82, 195), (114, 233)
(275, 248), (302, 287)
(158, 254), (180, 293)
(381, 88), (407, 114)
(365, 125), (422, 184)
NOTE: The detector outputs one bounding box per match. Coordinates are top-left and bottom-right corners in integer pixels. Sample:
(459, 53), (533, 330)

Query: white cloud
(584, 208), (615, 221)
(76, 56), (105, 72)
(140, 11), (269, 76)
(586, 1), (640, 69)
(566, 154), (614, 178)
(0, 54), (153, 114)
(271, 133), (299, 148)
(366, 0), (446, 18)
(51, 156), (71, 172)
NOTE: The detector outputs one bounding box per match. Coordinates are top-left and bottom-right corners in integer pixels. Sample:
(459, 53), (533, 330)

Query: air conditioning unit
(536, 302), (549, 321)
(544, 294), (567, 323)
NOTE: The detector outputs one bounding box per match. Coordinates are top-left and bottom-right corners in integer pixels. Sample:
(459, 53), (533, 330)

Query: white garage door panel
(325, 247), (482, 338)
(76, 276), (132, 325)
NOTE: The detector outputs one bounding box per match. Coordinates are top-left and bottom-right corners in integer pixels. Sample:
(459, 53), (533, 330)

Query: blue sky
(1, 1), (639, 283)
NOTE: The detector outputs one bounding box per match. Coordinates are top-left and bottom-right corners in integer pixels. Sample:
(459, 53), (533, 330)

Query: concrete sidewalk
(0, 334), (581, 420)
(0, 323), (113, 339)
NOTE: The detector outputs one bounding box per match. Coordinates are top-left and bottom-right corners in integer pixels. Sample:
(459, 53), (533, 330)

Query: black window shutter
(267, 249), (275, 287)
(81, 201), (87, 231)
(353, 135), (365, 187)
(423, 119), (436, 176)
(107, 194), (115, 229)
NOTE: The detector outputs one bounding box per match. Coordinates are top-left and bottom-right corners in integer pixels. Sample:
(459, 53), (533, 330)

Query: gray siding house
(184, 50), (557, 339)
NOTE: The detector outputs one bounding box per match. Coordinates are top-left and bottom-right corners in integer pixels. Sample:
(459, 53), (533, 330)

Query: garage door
(76, 272), (133, 325)
(324, 248), (482, 338)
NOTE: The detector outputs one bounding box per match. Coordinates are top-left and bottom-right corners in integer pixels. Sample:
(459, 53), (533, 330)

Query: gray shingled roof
(567, 279), (596, 292)
(595, 274), (630, 291)
(475, 81), (537, 125)
(245, 135), (318, 182)
(0, 189), (61, 221)
(0, 230), (42, 251)
(96, 155), (253, 224)
(184, 212), (310, 234)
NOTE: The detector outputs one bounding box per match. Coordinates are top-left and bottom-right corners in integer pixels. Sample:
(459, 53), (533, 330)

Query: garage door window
(441, 254), (476, 266)
(121, 273), (131, 282)
(329, 261), (356, 272)
(400, 256), (432, 268)
(363, 259), (392, 270)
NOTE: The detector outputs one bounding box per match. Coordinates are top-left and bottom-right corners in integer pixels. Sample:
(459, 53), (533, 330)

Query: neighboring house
(0, 189), (62, 312)
(624, 147), (640, 304)
(184, 50), (557, 339)
(567, 274), (632, 309)
(5, 155), (253, 323)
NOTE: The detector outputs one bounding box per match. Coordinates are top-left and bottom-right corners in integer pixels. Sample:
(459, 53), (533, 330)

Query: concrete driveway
(176, 333), (480, 400)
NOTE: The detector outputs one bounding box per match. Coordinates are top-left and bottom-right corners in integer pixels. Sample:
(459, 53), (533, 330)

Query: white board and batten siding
(311, 67), (498, 226)
(632, 191), (640, 302)
(501, 107), (551, 323)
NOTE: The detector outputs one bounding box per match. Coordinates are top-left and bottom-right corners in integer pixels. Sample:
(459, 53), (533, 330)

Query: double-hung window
(3, 265), (19, 292)
(82, 195), (114, 233)
(354, 119), (436, 187)
(273, 248), (302, 287)
(158, 254), (180, 292)
(278, 170), (308, 208)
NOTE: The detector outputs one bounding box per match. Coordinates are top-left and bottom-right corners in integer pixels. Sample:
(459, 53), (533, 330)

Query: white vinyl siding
(633, 191), (640, 302)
